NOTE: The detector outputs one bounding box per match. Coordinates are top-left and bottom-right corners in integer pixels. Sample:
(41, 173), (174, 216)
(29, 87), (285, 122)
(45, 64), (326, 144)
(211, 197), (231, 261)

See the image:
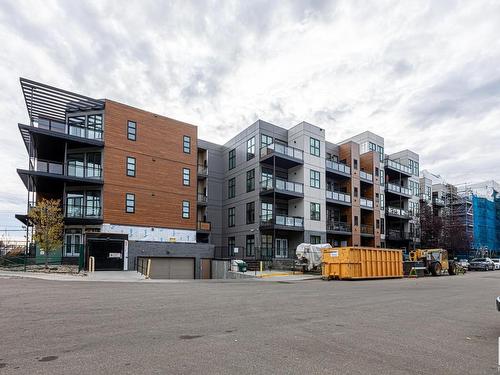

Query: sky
(0, 0), (499, 238)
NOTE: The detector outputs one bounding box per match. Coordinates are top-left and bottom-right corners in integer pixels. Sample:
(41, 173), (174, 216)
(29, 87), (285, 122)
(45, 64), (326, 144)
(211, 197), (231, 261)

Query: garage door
(149, 258), (195, 279)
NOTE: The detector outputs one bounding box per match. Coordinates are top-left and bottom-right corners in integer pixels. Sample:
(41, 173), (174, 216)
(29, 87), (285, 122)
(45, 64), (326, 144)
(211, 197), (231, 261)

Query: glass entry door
(65, 229), (82, 257)
(275, 238), (288, 258)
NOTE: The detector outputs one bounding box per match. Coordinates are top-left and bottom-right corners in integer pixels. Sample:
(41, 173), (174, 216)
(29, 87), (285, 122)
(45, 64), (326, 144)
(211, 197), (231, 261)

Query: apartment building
(16, 79), (212, 277)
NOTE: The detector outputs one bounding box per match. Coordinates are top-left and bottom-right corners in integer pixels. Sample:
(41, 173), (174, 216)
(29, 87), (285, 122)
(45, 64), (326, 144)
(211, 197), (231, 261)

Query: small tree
(28, 199), (64, 269)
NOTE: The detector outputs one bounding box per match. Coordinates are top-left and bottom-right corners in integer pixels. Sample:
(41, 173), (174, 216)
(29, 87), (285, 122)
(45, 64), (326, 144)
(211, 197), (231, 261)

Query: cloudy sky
(0, 0), (499, 237)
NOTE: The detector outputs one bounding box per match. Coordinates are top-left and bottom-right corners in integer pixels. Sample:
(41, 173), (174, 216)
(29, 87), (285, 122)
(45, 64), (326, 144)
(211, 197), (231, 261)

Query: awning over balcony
(20, 78), (105, 123)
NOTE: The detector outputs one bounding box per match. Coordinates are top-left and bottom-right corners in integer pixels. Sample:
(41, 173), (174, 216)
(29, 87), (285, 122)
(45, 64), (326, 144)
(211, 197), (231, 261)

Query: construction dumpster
(322, 247), (403, 280)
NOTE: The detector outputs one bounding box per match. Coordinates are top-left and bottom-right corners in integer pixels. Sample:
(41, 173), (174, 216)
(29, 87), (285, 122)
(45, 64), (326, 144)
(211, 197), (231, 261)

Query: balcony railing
(386, 206), (409, 217)
(385, 159), (412, 175)
(260, 143), (304, 161)
(33, 118), (103, 140)
(326, 221), (352, 233)
(360, 198), (374, 208)
(386, 229), (410, 241)
(360, 224), (374, 234)
(65, 205), (102, 218)
(197, 164), (208, 176)
(197, 221), (211, 231)
(433, 197), (445, 205)
(260, 215), (304, 228)
(34, 159), (103, 180)
(325, 160), (351, 175)
(326, 190), (351, 203)
(359, 170), (373, 182)
(197, 193), (208, 203)
(386, 183), (411, 196)
(260, 179), (304, 194)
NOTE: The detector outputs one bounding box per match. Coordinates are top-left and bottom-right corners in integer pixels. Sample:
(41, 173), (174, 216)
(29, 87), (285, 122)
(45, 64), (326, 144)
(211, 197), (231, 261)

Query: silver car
(491, 258), (500, 270)
(469, 258), (495, 271)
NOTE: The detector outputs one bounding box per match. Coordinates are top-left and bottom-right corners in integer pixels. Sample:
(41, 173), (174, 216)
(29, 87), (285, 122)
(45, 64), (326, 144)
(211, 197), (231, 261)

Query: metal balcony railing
(326, 190), (351, 203)
(260, 215), (304, 228)
(33, 159), (102, 180)
(386, 206), (409, 217)
(325, 160), (351, 174)
(386, 229), (410, 240)
(197, 164), (208, 176)
(360, 224), (374, 234)
(433, 197), (445, 205)
(65, 205), (102, 218)
(326, 221), (352, 232)
(360, 170), (373, 182)
(385, 159), (412, 175)
(360, 198), (374, 208)
(197, 193), (208, 203)
(260, 179), (304, 194)
(197, 221), (211, 231)
(260, 143), (304, 161)
(386, 183), (411, 196)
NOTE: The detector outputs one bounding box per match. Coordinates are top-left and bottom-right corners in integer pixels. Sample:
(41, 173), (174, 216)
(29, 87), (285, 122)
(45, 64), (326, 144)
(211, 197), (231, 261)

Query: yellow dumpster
(322, 247), (403, 280)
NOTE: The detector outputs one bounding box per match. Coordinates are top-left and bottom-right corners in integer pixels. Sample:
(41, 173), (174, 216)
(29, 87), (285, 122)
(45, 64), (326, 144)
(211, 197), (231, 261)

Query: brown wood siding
(102, 100), (197, 229)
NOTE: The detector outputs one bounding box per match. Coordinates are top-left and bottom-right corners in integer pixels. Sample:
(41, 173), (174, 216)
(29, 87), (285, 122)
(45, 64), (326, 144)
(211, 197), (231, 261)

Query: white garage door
(149, 258), (195, 279)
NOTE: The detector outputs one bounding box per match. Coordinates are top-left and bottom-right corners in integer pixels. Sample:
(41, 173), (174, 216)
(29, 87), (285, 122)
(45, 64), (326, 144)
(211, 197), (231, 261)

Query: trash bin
(237, 261), (247, 272)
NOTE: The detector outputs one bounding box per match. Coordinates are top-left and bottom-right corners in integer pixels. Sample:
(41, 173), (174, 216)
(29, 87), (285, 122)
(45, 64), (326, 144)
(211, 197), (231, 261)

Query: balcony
(385, 159), (412, 176)
(386, 206), (410, 219)
(326, 190), (351, 206)
(197, 193), (208, 205)
(197, 221), (211, 232)
(360, 197), (374, 209)
(260, 179), (304, 199)
(386, 230), (411, 241)
(359, 170), (373, 183)
(260, 143), (304, 168)
(65, 204), (102, 225)
(260, 215), (304, 231)
(326, 221), (352, 234)
(433, 197), (445, 206)
(360, 224), (374, 236)
(386, 183), (411, 197)
(197, 164), (208, 178)
(325, 160), (351, 177)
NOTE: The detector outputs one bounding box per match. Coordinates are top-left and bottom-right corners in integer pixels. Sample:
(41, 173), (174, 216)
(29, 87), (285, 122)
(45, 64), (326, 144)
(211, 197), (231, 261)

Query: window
(380, 169), (385, 185)
(183, 168), (190, 186)
(183, 136), (191, 154)
(310, 170), (320, 189)
(376, 219), (380, 229)
(228, 178), (236, 199)
(377, 145), (384, 162)
(310, 202), (320, 221)
(375, 193), (379, 203)
(260, 134), (273, 149)
(409, 159), (419, 176)
(228, 207), (235, 227)
(380, 193), (385, 209)
(380, 218), (385, 234)
(409, 180), (420, 196)
(246, 202), (255, 224)
(125, 193), (135, 213)
(375, 167), (379, 177)
(261, 234), (273, 258)
(182, 200), (190, 218)
(87, 114), (103, 139)
(310, 137), (320, 156)
(310, 235), (321, 244)
(228, 149), (236, 170)
(246, 235), (255, 257)
(247, 137), (255, 160)
(127, 121), (136, 141)
(354, 216), (359, 226)
(261, 202), (273, 222)
(246, 169), (255, 192)
(126, 157), (136, 177)
(354, 187), (358, 198)
(354, 159), (358, 170)
(228, 237), (235, 256)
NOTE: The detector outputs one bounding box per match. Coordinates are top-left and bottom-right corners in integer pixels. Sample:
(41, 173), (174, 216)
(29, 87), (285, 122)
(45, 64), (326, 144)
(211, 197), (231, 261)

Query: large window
(126, 157), (136, 177)
(126, 193), (135, 213)
(228, 207), (235, 227)
(246, 235), (255, 257)
(310, 137), (320, 157)
(260, 134), (273, 149)
(409, 159), (419, 176)
(86, 191), (101, 217)
(183, 168), (190, 186)
(68, 114), (103, 140)
(310, 235), (321, 244)
(310, 170), (320, 189)
(246, 202), (255, 224)
(380, 193), (385, 209)
(377, 145), (384, 162)
(183, 136), (191, 154)
(228, 178), (236, 199)
(246, 169), (255, 192)
(380, 169), (385, 185)
(310, 202), (320, 221)
(381, 218), (385, 234)
(409, 180), (420, 196)
(261, 202), (273, 222)
(261, 234), (273, 258)
(228, 149), (236, 170)
(127, 120), (136, 141)
(228, 237), (235, 256)
(247, 137), (255, 160)
(182, 200), (190, 218)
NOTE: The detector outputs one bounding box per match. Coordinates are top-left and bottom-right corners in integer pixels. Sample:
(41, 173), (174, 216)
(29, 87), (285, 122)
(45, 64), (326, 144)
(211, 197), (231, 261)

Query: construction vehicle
(406, 249), (456, 276)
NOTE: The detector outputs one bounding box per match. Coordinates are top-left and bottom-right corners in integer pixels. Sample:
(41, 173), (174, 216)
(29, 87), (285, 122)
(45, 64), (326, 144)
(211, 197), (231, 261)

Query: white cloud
(0, 0), (499, 233)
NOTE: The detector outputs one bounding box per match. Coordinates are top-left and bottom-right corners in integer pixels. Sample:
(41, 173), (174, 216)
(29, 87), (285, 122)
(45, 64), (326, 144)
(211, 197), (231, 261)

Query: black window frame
(125, 193), (135, 213)
(182, 200), (190, 219)
(183, 135), (191, 154)
(246, 169), (255, 192)
(127, 120), (137, 141)
(310, 169), (320, 189)
(247, 137), (256, 160)
(228, 149), (236, 170)
(228, 207), (235, 227)
(260, 134), (273, 149)
(246, 201), (255, 224)
(246, 235), (255, 257)
(183, 167), (190, 186)
(310, 235), (321, 244)
(126, 156), (136, 177)
(310, 137), (320, 157)
(310, 202), (320, 221)
(228, 177), (236, 199)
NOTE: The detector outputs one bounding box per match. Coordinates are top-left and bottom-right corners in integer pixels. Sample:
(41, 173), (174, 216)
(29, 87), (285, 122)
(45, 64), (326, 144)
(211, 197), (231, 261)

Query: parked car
(497, 296), (500, 311)
(469, 258), (495, 271)
(491, 258), (500, 270)
(457, 259), (469, 270)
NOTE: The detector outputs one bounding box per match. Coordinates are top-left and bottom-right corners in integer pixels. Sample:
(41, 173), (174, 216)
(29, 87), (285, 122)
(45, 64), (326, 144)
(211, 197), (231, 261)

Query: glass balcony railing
(197, 193), (208, 203)
(260, 179), (304, 194)
(325, 160), (351, 175)
(360, 224), (374, 234)
(260, 215), (304, 228)
(433, 197), (445, 205)
(65, 205), (102, 218)
(197, 164), (208, 176)
(326, 190), (351, 203)
(386, 206), (409, 217)
(360, 198), (374, 208)
(386, 183), (411, 196)
(35, 160), (64, 175)
(33, 159), (102, 179)
(359, 170), (373, 182)
(197, 221), (211, 231)
(260, 143), (304, 161)
(33, 118), (104, 141)
(326, 221), (352, 233)
(385, 159), (412, 175)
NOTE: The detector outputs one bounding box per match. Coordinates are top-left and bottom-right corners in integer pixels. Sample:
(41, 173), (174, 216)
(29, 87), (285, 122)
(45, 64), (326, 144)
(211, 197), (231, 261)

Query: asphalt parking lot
(0, 271), (499, 375)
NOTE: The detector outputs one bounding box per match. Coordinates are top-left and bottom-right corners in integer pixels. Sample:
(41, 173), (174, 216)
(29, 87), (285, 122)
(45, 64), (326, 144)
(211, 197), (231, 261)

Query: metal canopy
(20, 78), (105, 123)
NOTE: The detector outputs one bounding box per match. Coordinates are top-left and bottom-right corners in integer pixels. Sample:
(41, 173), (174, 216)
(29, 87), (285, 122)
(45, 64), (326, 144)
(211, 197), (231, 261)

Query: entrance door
(275, 238), (288, 258)
(65, 229), (82, 257)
